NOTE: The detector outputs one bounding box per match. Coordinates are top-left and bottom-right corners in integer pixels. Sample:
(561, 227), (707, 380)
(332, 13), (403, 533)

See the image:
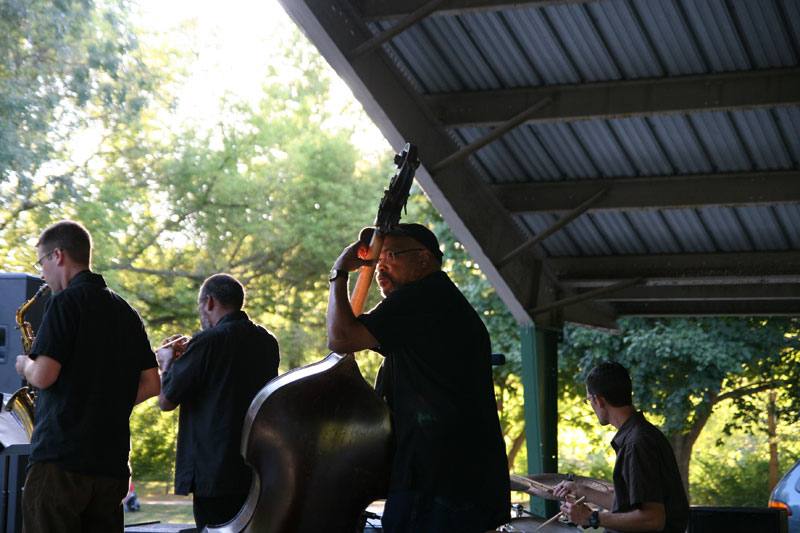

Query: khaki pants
(22, 462), (128, 533)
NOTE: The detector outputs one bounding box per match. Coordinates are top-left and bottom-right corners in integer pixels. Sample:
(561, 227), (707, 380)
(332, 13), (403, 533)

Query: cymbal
(509, 473), (614, 501)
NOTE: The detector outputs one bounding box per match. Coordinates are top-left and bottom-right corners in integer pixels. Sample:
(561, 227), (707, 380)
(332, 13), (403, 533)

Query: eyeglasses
(33, 249), (56, 272)
(379, 248), (424, 262)
(584, 394), (595, 405)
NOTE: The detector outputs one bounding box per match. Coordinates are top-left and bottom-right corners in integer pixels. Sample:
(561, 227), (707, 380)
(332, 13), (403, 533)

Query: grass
(124, 479), (194, 527)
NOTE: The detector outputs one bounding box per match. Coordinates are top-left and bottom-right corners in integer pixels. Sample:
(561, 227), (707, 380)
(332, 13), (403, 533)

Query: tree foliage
(559, 316), (800, 498)
(1, 22), (392, 366)
(130, 399), (178, 482)
(0, 6), (394, 479)
(0, 0), (178, 232)
(689, 398), (800, 506)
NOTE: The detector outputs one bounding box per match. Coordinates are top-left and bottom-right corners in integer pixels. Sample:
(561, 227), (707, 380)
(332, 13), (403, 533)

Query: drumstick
(535, 495), (585, 531)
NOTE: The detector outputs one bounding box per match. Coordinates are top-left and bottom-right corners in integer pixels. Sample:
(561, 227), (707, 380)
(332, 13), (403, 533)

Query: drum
(510, 473), (614, 501)
(498, 516), (581, 532)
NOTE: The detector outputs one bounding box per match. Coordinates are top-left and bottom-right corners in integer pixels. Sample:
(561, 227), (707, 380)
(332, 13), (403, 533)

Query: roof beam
(349, 0), (448, 60)
(496, 188), (606, 265)
(548, 251), (800, 281)
(426, 68), (800, 127)
(528, 278), (642, 316)
(358, 0), (601, 20)
(528, 280), (800, 316)
(493, 170), (800, 214)
(611, 300), (800, 317)
(561, 302), (621, 332)
(591, 283), (800, 302)
(432, 97), (552, 172)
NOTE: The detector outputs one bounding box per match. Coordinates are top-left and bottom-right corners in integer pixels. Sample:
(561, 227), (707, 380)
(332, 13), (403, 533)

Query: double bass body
(208, 353), (393, 533)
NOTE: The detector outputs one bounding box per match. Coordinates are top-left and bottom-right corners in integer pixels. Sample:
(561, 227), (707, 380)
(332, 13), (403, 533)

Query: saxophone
(5, 283), (50, 440)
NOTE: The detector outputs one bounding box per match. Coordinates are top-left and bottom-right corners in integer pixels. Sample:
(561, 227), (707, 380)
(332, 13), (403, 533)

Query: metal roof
(280, 0), (800, 329)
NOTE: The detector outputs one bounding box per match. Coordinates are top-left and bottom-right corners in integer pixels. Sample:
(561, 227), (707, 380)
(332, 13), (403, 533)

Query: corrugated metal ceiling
(281, 0), (800, 328)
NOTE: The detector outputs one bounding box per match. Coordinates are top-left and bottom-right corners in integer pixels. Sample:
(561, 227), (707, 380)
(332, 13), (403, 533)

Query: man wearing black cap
(327, 223), (510, 533)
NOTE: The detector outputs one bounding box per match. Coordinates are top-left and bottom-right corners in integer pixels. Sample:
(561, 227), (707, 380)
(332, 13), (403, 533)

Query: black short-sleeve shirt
(609, 411), (689, 533)
(357, 271), (509, 518)
(29, 270), (157, 479)
(161, 310), (280, 497)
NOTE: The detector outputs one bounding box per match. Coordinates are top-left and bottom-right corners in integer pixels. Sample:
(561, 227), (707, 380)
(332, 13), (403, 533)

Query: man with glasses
(16, 220), (160, 532)
(327, 223), (510, 533)
(553, 361), (689, 532)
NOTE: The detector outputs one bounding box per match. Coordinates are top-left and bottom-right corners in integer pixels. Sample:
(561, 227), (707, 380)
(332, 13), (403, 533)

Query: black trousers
(192, 493), (249, 530)
(381, 490), (506, 533)
(22, 461), (128, 533)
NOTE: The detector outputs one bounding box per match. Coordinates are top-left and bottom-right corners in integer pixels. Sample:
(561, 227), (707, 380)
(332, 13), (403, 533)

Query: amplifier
(688, 506), (788, 533)
(0, 274), (49, 395)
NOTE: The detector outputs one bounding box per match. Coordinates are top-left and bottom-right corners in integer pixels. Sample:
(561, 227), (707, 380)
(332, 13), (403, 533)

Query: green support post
(520, 324), (561, 518)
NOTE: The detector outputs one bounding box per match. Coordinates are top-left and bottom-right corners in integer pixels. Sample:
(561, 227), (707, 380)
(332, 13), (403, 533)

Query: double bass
(209, 144), (420, 533)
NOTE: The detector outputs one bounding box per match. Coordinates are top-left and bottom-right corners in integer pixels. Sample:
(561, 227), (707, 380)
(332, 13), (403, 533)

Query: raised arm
(326, 240), (379, 354)
(156, 342), (179, 411)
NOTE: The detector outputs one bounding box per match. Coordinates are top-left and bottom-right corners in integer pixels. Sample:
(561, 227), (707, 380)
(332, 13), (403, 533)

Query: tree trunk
(508, 428), (526, 471)
(669, 405), (713, 503)
(768, 390), (779, 491)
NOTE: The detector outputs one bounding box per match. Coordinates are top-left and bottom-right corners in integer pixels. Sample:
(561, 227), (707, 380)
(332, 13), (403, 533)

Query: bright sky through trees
(133, 0), (390, 155)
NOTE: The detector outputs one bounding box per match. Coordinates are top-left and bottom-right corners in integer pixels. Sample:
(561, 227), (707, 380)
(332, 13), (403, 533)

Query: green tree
(688, 398), (800, 506)
(1, 22), (392, 362)
(558, 316), (800, 499)
(130, 399), (178, 483)
(1, 11), (396, 479)
(0, 0), (178, 232)
(91, 37), (392, 367)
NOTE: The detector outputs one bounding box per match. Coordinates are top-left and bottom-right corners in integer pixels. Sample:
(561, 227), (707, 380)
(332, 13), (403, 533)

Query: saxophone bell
(5, 388), (36, 439)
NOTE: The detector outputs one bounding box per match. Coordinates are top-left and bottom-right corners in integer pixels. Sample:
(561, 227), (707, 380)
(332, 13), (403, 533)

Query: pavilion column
(520, 324), (561, 518)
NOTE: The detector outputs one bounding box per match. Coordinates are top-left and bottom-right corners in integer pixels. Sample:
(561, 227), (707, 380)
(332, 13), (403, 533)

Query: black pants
(22, 462), (128, 533)
(192, 493), (248, 530)
(382, 490), (505, 533)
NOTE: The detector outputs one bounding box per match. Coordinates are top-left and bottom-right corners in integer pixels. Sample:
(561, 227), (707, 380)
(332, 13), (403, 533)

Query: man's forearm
(326, 276), (380, 353)
(596, 502), (665, 532)
(327, 277), (366, 353)
(558, 482), (614, 510)
(17, 354), (60, 389)
(326, 277), (353, 345)
(586, 486), (614, 510)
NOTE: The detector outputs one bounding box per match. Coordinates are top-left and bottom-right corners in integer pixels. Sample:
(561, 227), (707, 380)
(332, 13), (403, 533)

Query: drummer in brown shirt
(553, 361), (689, 532)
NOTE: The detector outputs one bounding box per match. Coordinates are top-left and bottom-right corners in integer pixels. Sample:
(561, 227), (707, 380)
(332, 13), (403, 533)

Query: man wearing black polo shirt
(15, 220), (160, 532)
(157, 273), (280, 530)
(327, 223), (510, 533)
(554, 361), (689, 533)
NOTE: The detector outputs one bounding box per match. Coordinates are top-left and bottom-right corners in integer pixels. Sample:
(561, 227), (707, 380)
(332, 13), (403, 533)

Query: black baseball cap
(385, 223), (443, 262)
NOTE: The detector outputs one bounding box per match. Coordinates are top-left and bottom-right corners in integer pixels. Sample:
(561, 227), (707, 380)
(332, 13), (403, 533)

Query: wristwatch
(329, 268), (348, 282)
(588, 510), (599, 529)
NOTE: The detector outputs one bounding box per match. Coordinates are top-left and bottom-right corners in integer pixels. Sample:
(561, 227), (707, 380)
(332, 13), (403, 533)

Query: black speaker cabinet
(0, 274), (50, 395)
(0, 444), (29, 533)
(688, 506), (788, 533)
